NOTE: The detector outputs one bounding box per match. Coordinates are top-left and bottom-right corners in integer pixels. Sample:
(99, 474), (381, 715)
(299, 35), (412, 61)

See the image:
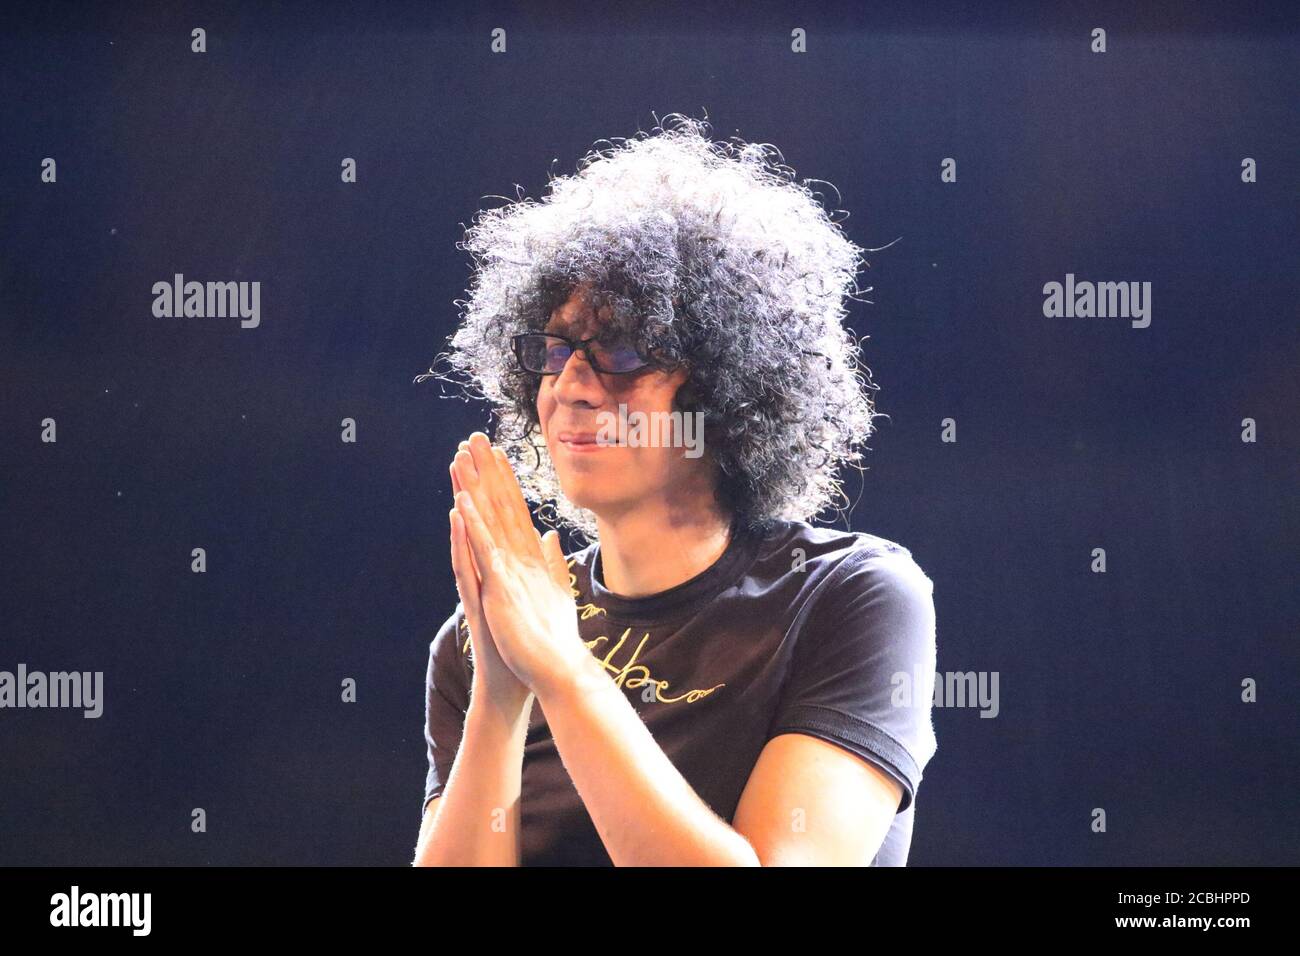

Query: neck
(594, 502), (734, 599)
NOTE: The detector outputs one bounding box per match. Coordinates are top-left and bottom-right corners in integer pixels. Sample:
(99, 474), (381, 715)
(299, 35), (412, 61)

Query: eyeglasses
(511, 332), (654, 375)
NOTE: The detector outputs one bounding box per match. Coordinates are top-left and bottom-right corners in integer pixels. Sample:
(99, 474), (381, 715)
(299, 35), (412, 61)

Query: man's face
(536, 284), (701, 519)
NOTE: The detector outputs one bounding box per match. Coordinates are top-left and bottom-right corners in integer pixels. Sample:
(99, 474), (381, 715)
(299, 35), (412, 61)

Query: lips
(555, 429), (618, 452)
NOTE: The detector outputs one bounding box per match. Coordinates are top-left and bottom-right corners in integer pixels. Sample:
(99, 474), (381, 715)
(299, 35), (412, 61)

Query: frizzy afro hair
(417, 113), (887, 545)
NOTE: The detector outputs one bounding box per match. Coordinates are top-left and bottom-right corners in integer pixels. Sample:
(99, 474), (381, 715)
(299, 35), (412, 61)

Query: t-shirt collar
(587, 516), (768, 624)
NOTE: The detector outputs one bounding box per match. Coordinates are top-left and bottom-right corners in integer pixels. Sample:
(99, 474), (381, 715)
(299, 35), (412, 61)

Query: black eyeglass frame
(511, 332), (660, 376)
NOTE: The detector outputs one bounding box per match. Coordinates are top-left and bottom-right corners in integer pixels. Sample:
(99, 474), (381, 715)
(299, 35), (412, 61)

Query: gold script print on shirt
(585, 627), (726, 704)
(453, 556), (725, 705)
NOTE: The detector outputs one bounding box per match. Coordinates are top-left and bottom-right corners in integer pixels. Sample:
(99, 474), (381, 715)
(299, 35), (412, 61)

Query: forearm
(413, 691), (532, 866)
(535, 655), (761, 867)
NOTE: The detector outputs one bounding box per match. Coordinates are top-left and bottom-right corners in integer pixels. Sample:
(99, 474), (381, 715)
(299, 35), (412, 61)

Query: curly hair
(417, 112), (885, 545)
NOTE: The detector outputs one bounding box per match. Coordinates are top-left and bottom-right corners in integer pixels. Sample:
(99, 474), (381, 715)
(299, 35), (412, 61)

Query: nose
(547, 346), (606, 405)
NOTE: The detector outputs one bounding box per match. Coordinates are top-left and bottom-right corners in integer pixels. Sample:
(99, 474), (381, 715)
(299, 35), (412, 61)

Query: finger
(541, 529), (572, 593)
(490, 446), (543, 557)
(455, 489), (504, 584)
(449, 461), (482, 582)
(493, 447), (535, 520)
(451, 510), (490, 664)
(452, 446), (509, 551)
(449, 508), (483, 621)
(470, 431), (530, 548)
(447, 465), (478, 582)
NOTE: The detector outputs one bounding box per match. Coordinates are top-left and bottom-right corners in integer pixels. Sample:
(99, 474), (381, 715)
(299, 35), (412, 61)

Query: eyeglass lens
(519, 334), (646, 374)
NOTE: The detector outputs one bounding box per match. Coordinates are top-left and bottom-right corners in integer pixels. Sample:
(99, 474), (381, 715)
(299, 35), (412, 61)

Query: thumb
(541, 529), (571, 593)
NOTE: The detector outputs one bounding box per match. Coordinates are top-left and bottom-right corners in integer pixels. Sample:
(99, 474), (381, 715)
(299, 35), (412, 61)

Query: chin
(557, 479), (606, 509)
(556, 476), (626, 515)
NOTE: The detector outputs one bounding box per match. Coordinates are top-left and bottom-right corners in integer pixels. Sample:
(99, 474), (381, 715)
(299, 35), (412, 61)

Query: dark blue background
(1, 0), (1296, 865)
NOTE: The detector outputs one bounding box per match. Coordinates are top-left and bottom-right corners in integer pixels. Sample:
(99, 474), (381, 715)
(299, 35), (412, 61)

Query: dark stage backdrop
(1, 0), (1296, 865)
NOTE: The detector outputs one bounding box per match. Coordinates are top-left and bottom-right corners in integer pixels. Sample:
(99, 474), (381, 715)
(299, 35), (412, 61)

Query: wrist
(468, 677), (534, 731)
(533, 649), (608, 710)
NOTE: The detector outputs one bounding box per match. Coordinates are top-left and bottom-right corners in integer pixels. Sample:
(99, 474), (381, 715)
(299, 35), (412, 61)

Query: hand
(450, 432), (592, 700)
(449, 442), (533, 715)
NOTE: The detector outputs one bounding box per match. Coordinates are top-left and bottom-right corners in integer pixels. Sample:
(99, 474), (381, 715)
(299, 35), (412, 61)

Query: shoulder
(763, 520), (932, 592)
(763, 525), (940, 808)
(754, 522), (935, 642)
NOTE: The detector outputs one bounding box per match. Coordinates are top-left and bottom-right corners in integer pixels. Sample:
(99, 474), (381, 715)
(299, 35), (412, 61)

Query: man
(412, 114), (937, 866)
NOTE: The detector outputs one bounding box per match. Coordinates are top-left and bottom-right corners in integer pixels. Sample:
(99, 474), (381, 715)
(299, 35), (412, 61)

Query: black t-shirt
(421, 516), (939, 866)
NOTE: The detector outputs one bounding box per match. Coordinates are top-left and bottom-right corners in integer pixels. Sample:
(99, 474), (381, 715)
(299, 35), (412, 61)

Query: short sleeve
(767, 545), (938, 813)
(422, 604), (473, 817)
